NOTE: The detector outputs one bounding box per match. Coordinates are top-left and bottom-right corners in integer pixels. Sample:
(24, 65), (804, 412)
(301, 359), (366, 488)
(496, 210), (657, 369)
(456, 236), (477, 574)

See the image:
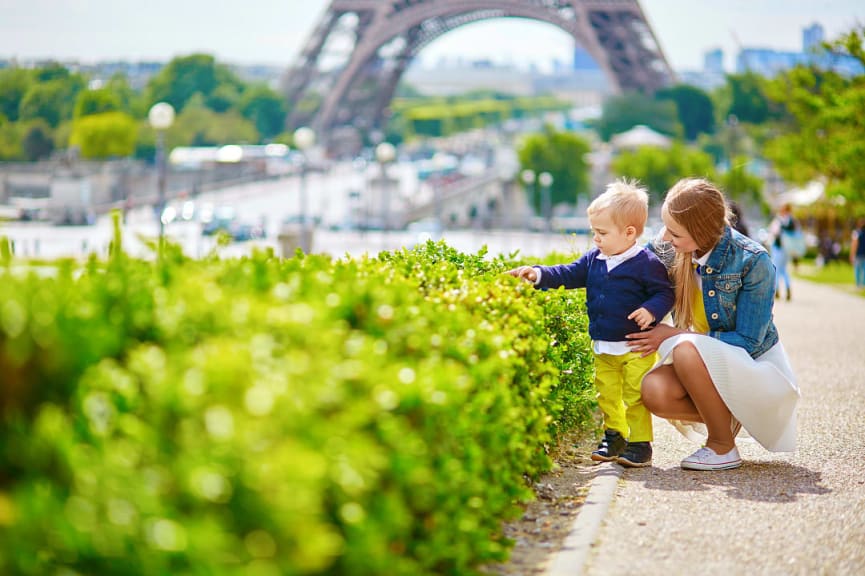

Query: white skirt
(650, 334), (799, 452)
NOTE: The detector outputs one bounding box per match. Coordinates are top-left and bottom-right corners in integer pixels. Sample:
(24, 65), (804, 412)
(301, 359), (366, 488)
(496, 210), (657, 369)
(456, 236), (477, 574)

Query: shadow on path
(621, 460), (832, 503)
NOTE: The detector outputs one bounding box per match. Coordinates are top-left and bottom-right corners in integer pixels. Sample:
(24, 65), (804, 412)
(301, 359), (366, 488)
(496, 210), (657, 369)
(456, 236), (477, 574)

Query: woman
(627, 178), (799, 471)
(769, 203), (800, 300)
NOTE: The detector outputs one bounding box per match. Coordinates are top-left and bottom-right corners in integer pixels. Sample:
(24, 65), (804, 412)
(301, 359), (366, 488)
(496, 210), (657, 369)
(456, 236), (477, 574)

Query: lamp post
(520, 169), (535, 230)
(148, 102), (175, 240)
(432, 152), (450, 229)
(375, 142), (396, 232)
(293, 126), (316, 253)
(538, 171), (553, 233)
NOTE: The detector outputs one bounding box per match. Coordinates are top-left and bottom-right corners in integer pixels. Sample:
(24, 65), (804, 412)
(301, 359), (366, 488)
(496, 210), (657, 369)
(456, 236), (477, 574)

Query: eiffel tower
(285, 0), (673, 153)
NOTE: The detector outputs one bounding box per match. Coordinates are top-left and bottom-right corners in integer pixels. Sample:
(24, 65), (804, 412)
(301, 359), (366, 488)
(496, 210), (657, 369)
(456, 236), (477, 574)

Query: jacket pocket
(713, 274), (742, 325)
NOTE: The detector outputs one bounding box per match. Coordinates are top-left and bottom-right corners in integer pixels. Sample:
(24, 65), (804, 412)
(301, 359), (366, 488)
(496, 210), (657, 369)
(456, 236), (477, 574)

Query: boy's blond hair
(587, 179), (649, 236)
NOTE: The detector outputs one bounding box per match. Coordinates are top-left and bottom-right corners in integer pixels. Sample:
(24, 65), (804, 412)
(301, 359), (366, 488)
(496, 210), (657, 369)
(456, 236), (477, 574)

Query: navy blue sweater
(536, 247), (674, 342)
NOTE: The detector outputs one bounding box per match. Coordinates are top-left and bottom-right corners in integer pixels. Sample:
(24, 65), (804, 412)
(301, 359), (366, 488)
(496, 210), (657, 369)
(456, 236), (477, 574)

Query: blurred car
(201, 206), (265, 241)
(202, 219), (265, 242)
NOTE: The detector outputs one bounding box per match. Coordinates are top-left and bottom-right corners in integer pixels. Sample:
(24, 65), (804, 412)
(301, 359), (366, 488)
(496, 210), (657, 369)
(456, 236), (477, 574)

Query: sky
(0, 0), (862, 72)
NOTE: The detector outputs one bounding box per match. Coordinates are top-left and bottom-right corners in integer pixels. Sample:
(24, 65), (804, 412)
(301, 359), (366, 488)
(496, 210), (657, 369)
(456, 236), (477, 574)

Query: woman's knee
(640, 372), (665, 413)
(670, 341), (699, 365)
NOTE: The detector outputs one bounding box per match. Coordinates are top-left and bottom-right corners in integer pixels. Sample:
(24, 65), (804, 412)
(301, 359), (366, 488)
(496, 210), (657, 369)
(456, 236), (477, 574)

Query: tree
(238, 85), (287, 139)
(146, 53), (245, 113)
(70, 111), (137, 159)
(22, 119), (54, 161)
(592, 93), (681, 141)
(207, 84), (241, 114)
(18, 82), (66, 128)
(105, 73), (144, 116)
(517, 126), (592, 210)
(19, 78), (84, 128)
(74, 88), (122, 118)
(33, 63), (72, 83)
(721, 73), (783, 125)
(719, 156), (765, 208)
(763, 26), (865, 206)
(170, 95), (258, 147)
(610, 143), (717, 204)
(0, 68), (32, 122)
(0, 122), (23, 160)
(656, 84), (715, 140)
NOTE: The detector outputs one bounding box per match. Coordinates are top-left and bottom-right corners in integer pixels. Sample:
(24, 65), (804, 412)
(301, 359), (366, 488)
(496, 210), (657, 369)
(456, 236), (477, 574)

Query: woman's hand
(626, 324), (685, 357)
(507, 266), (538, 283)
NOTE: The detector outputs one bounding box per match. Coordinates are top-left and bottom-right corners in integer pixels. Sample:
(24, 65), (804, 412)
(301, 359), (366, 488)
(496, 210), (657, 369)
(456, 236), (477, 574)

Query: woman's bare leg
(668, 342), (735, 454)
(641, 365), (701, 421)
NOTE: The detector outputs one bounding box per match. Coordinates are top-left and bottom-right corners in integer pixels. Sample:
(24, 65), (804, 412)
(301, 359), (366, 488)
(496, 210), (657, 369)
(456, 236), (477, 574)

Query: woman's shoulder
(730, 228), (768, 257)
(636, 245), (667, 266)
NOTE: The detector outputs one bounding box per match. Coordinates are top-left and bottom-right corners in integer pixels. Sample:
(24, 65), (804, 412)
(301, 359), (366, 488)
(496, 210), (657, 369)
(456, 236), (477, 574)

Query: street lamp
(432, 152), (450, 229)
(375, 142), (396, 232)
(538, 171), (553, 233)
(293, 126), (316, 253)
(521, 169), (535, 230)
(148, 102), (175, 240)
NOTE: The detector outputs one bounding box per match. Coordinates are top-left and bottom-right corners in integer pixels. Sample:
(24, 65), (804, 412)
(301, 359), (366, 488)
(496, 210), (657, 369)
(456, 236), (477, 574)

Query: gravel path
(583, 279), (865, 575)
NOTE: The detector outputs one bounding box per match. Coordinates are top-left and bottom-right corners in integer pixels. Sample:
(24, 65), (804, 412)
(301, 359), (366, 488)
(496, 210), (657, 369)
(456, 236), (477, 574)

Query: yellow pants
(594, 351), (657, 442)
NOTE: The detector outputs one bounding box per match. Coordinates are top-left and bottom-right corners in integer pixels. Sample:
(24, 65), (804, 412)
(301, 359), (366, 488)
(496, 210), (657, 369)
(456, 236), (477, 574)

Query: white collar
(597, 243), (642, 264)
(693, 249), (713, 267)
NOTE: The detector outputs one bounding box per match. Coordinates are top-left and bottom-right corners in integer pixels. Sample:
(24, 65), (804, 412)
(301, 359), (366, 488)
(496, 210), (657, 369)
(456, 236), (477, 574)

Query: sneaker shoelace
(691, 447), (715, 462)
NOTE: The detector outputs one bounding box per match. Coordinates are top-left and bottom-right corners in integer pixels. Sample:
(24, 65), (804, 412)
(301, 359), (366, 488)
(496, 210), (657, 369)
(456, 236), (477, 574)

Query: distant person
(818, 233), (838, 267)
(628, 178), (799, 471)
(508, 180), (674, 468)
(851, 218), (865, 289)
(769, 203), (801, 300)
(728, 201), (750, 238)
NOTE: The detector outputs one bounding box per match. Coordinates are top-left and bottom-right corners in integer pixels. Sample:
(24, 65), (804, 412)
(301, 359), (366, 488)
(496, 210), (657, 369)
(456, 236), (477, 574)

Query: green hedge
(0, 228), (594, 575)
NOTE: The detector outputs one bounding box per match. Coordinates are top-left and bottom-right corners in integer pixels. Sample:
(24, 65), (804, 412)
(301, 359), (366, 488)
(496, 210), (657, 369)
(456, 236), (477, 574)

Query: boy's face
(589, 210), (637, 256)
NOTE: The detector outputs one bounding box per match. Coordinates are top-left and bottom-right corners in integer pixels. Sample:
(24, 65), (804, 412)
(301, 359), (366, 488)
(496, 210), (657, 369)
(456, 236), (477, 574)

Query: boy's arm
(639, 258), (675, 323)
(535, 252), (591, 290)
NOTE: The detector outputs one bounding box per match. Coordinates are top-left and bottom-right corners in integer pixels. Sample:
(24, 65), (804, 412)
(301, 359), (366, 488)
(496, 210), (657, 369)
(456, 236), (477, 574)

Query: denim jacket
(651, 226), (779, 358)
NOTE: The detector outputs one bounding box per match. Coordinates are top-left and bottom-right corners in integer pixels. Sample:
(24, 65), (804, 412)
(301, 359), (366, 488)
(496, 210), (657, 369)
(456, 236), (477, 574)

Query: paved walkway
(564, 279), (865, 575)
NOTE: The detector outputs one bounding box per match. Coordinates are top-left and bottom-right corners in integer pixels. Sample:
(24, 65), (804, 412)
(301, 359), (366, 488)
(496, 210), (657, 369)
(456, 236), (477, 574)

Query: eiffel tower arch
(284, 0), (673, 153)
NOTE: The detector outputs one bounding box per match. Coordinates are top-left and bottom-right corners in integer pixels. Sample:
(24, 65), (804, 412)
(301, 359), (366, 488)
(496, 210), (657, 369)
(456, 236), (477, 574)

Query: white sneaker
(681, 446), (743, 471)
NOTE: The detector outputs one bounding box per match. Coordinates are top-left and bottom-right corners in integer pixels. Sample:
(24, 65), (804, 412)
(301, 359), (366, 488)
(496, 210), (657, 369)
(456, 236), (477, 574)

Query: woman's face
(661, 211), (700, 254)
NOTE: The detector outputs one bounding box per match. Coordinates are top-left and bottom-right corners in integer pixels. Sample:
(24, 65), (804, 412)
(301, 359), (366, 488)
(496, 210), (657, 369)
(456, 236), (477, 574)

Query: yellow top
(691, 263), (709, 334)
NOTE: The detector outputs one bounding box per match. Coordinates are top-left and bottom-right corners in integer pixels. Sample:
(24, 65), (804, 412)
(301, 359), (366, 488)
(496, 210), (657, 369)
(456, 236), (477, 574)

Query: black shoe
(616, 441), (652, 468)
(591, 430), (627, 462)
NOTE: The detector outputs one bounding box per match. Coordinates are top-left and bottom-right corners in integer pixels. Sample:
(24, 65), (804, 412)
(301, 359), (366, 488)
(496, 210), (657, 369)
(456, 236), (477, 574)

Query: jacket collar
(703, 226), (733, 275)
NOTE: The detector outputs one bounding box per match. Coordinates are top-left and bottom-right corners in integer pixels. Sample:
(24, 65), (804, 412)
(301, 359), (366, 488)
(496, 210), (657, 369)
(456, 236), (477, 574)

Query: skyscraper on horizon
(704, 48), (724, 74)
(802, 23), (824, 52)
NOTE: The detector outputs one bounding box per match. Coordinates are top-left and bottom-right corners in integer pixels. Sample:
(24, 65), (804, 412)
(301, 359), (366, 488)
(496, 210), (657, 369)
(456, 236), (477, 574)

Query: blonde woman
(627, 178), (799, 470)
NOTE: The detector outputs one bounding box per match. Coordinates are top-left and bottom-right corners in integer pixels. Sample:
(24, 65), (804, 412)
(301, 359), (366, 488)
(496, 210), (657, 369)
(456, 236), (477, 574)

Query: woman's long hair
(662, 178), (730, 329)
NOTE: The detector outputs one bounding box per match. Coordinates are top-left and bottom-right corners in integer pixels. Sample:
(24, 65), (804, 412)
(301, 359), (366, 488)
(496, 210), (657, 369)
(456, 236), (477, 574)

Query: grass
(793, 260), (864, 296)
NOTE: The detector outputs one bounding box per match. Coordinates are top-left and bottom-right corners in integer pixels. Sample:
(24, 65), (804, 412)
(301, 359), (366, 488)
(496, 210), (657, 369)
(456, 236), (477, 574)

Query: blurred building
(402, 57), (610, 107)
(736, 23), (863, 77)
(704, 49), (724, 75)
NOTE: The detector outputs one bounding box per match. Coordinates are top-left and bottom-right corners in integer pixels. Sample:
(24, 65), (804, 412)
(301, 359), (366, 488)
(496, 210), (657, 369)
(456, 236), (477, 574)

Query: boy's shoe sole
(616, 455), (652, 468)
(615, 441), (653, 468)
(590, 430), (627, 462)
